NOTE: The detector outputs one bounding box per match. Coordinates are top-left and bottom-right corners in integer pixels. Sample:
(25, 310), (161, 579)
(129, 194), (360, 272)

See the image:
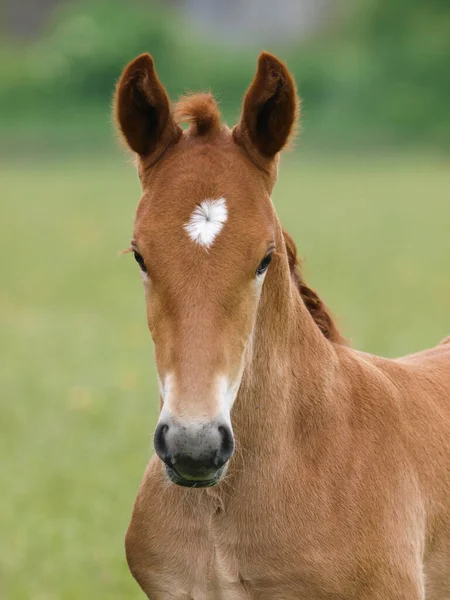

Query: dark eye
(256, 253), (273, 277)
(133, 251), (147, 273)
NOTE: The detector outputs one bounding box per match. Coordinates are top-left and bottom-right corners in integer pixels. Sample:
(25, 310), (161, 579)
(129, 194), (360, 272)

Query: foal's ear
(114, 53), (181, 156)
(234, 52), (299, 159)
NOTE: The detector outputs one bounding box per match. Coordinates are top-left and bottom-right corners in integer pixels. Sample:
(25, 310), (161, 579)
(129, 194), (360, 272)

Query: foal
(114, 52), (450, 599)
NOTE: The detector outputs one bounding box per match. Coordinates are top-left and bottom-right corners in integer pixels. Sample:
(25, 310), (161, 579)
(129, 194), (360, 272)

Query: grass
(1, 151), (449, 599)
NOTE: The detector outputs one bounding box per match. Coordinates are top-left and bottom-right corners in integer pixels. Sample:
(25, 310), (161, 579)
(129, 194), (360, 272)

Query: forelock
(173, 93), (222, 136)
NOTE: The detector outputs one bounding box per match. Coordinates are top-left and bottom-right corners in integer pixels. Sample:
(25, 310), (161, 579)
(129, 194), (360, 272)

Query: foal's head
(115, 52), (298, 487)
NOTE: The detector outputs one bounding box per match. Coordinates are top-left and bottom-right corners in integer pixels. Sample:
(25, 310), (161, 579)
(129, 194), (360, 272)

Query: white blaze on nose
(216, 373), (244, 423)
(156, 371), (242, 427)
(184, 197), (228, 248)
(158, 373), (175, 405)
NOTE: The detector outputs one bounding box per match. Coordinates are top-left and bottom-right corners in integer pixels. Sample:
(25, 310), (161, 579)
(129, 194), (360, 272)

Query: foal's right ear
(234, 52), (299, 160)
(114, 53), (181, 157)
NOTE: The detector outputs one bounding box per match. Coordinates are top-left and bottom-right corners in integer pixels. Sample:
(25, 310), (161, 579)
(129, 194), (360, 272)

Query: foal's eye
(256, 253), (273, 277)
(133, 251), (147, 273)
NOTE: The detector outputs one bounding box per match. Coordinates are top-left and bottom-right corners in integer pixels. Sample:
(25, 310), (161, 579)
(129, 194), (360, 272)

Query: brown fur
(174, 93), (222, 136)
(113, 52), (450, 599)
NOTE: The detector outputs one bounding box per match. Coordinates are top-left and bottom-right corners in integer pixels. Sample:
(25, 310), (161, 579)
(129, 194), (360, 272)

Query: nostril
(216, 424), (234, 468)
(154, 423), (169, 463)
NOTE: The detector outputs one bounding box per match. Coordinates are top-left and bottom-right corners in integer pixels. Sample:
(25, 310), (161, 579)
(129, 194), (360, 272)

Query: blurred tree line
(0, 0), (448, 151)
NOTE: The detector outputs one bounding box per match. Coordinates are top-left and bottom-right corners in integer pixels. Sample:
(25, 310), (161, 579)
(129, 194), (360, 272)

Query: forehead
(134, 133), (274, 259)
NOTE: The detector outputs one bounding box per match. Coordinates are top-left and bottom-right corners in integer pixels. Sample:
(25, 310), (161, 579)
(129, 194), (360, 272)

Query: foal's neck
(234, 237), (340, 455)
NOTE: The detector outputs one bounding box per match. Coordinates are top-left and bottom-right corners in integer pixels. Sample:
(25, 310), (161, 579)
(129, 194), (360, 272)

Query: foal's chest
(128, 464), (349, 599)
(156, 539), (290, 600)
(155, 534), (332, 600)
(148, 507), (338, 600)
(153, 520), (253, 599)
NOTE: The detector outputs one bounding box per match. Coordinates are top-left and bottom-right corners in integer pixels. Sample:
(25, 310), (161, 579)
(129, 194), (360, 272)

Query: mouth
(165, 465), (225, 488)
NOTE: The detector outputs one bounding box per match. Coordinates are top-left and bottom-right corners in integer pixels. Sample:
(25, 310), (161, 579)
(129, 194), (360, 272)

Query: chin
(165, 465), (225, 488)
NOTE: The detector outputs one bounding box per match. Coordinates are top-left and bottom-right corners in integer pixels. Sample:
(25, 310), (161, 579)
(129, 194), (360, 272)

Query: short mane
(174, 93), (221, 136)
(283, 230), (345, 345)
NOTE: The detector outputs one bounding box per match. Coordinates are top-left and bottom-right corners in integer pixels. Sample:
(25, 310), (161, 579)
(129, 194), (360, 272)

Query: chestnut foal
(114, 52), (450, 599)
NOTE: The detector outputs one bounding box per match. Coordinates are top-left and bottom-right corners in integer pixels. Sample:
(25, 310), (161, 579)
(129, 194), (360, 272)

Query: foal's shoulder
(344, 336), (450, 371)
(338, 340), (450, 394)
(394, 335), (450, 367)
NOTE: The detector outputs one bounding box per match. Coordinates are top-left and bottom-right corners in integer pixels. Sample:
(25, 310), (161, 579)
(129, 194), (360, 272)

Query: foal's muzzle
(154, 419), (234, 487)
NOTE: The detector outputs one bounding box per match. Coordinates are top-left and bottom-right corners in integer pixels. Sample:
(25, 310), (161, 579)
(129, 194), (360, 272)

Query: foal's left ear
(114, 53), (181, 157)
(234, 52), (299, 159)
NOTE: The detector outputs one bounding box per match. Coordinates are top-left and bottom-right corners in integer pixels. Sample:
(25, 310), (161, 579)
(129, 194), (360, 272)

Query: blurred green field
(1, 153), (449, 599)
